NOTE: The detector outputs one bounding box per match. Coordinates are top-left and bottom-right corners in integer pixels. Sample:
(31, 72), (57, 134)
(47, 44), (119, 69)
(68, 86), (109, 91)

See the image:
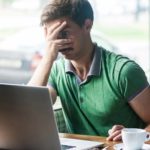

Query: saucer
(113, 143), (150, 150)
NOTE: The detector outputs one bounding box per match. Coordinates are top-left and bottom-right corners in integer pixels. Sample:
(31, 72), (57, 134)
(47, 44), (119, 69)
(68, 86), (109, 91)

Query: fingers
(54, 38), (72, 45)
(109, 125), (124, 135)
(113, 133), (122, 141)
(46, 21), (67, 39)
(54, 39), (73, 50)
(107, 125), (124, 141)
(44, 21), (69, 48)
(43, 21), (72, 60)
(44, 38), (72, 59)
(107, 130), (122, 141)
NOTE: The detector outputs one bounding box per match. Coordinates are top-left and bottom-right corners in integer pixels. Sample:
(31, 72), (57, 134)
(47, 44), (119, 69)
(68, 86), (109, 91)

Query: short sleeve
(118, 61), (149, 101)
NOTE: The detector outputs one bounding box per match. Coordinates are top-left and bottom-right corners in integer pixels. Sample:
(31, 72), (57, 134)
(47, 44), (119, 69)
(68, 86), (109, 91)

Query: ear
(84, 19), (93, 32)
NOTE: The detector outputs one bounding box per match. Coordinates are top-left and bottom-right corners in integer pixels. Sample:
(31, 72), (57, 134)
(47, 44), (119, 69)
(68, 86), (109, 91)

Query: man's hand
(43, 21), (72, 61)
(28, 21), (73, 86)
(106, 125), (124, 141)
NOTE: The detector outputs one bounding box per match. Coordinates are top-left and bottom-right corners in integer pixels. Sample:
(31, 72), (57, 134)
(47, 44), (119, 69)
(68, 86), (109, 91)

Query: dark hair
(40, 0), (94, 27)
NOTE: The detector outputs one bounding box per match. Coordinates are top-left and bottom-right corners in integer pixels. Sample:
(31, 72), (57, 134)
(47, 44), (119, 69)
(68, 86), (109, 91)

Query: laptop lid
(0, 84), (104, 150)
(0, 84), (61, 150)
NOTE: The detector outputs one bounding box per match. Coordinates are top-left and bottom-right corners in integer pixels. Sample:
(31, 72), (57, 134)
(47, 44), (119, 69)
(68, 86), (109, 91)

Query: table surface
(59, 133), (150, 150)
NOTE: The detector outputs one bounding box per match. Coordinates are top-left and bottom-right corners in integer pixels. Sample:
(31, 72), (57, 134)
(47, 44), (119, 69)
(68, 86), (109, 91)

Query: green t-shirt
(48, 45), (149, 136)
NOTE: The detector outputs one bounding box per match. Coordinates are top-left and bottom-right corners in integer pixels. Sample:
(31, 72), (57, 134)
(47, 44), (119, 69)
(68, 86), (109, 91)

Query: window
(0, 0), (149, 84)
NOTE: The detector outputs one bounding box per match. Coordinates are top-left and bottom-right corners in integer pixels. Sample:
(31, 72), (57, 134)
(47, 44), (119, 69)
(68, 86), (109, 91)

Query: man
(28, 0), (150, 141)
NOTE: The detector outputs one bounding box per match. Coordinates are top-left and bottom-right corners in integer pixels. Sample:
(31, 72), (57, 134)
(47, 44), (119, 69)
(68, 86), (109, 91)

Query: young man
(28, 0), (150, 141)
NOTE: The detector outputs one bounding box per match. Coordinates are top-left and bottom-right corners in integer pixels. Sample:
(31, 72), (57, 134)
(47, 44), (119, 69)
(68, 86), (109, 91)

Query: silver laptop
(0, 84), (103, 150)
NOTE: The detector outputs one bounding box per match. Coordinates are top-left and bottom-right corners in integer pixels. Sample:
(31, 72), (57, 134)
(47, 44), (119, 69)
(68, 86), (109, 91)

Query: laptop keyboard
(61, 144), (76, 150)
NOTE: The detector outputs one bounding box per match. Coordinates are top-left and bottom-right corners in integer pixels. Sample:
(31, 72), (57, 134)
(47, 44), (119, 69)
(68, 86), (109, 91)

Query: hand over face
(43, 21), (72, 61)
(106, 125), (124, 141)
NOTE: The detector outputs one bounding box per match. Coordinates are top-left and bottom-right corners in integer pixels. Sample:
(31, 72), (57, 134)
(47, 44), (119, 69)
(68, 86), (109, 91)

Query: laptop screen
(0, 84), (61, 150)
(0, 84), (103, 150)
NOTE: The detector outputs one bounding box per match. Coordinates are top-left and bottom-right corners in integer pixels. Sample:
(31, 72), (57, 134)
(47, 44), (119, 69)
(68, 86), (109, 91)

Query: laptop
(0, 84), (103, 150)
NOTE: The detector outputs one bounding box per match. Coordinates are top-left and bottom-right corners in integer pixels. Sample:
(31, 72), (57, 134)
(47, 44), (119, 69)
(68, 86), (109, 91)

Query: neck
(71, 43), (95, 81)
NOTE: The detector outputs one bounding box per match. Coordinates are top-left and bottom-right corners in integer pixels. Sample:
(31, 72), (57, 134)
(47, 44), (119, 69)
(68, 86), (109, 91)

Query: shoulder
(100, 47), (141, 74)
(52, 58), (65, 70)
(48, 58), (66, 88)
(108, 52), (149, 86)
(50, 58), (66, 78)
(99, 47), (149, 99)
(100, 47), (132, 73)
(118, 60), (149, 89)
(100, 46), (128, 64)
(118, 60), (147, 81)
(117, 59), (149, 100)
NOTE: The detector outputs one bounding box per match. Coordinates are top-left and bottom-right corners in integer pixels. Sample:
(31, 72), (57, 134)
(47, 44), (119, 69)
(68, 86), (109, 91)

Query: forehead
(46, 17), (78, 28)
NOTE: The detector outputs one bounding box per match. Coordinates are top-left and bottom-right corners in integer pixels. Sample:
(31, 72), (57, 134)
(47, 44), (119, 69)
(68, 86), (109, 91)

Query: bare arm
(28, 21), (72, 86)
(28, 57), (54, 86)
(28, 55), (57, 103)
(129, 86), (150, 129)
(28, 21), (73, 103)
(107, 86), (150, 141)
(48, 86), (57, 104)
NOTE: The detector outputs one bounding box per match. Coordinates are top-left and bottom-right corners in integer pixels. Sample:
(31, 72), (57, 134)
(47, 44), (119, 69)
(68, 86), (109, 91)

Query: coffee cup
(122, 128), (150, 150)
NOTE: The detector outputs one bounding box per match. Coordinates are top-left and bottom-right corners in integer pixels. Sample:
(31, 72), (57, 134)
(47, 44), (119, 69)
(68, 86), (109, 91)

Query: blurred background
(0, 0), (149, 84)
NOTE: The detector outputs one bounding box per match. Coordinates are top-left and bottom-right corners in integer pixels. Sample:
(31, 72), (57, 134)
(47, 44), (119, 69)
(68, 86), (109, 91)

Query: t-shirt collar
(65, 44), (102, 77)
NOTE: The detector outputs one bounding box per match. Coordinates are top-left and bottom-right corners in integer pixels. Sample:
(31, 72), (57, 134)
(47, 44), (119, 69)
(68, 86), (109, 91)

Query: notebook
(0, 84), (103, 150)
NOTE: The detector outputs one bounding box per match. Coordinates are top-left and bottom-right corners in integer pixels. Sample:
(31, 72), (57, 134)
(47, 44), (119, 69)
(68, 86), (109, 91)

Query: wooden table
(59, 133), (150, 150)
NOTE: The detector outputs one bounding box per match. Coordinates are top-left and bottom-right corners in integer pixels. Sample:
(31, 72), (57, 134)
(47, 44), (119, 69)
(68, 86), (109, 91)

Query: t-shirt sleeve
(118, 61), (149, 101)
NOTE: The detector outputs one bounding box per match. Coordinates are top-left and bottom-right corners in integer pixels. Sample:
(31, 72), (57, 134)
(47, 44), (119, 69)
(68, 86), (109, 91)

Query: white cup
(122, 128), (150, 150)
